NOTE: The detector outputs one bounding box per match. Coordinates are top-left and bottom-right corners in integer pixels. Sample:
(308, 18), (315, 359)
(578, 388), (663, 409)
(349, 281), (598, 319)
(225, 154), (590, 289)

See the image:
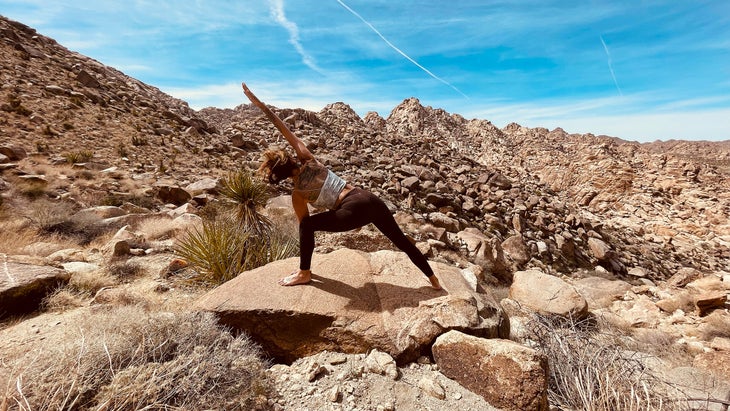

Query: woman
(242, 83), (442, 290)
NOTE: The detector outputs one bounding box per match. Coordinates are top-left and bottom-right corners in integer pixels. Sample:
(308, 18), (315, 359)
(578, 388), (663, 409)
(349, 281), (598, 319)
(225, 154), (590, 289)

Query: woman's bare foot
(278, 270), (312, 286)
(429, 275), (443, 290)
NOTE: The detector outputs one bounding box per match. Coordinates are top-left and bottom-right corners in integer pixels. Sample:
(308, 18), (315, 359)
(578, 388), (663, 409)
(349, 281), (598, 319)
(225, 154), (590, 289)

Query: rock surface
(508, 269), (589, 319)
(0, 254), (71, 318)
(196, 248), (507, 364)
(432, 330), (549, 411)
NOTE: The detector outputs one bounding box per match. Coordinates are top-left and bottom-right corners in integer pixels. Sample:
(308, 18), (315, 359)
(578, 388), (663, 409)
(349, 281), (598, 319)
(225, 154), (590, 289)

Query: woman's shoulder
(300, 159), (325, 170)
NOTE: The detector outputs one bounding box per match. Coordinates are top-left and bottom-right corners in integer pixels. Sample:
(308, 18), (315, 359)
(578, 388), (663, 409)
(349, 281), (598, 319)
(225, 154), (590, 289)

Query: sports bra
(294, 161), (347, 210)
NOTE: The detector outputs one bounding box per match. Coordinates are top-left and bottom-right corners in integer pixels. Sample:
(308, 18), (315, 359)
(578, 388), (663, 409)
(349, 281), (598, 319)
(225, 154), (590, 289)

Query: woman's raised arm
(242, 83), (314, 162)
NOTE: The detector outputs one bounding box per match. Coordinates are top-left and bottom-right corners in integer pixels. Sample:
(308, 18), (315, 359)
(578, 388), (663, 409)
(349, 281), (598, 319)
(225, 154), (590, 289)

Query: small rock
(365, 349), (398, 380)
(418, 376), (446, 400)
(306, 362), (327, 382)
(695, 291), (727, 316)
(327, 386), (341, 402)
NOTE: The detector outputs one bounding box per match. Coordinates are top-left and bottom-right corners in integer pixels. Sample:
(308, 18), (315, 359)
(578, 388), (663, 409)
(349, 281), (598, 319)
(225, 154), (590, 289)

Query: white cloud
(268, 0), (324, 74)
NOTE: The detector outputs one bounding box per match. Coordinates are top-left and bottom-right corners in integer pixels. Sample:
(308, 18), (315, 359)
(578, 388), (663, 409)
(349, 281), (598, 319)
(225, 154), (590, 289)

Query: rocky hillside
(2, 15), (729, 410)
(198, 97), (730, 280)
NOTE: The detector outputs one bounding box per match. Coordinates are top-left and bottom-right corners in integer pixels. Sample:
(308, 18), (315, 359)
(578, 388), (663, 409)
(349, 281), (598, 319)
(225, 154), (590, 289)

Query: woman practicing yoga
(242, 83), (442, 290)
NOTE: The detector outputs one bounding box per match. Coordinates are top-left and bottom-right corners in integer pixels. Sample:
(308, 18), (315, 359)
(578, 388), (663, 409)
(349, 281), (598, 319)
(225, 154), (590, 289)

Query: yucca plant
(176, 168), (299, 284)
(174, 215), (249, 284)
(218, 169), (272, 235)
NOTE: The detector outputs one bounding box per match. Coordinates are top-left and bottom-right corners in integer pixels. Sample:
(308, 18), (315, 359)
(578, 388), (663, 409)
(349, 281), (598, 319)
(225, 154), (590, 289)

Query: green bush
(175, 215), (250, 284)
(175, 169), (298, 284)
(218, 168), (272, 234)
(175, 213), (298, 284)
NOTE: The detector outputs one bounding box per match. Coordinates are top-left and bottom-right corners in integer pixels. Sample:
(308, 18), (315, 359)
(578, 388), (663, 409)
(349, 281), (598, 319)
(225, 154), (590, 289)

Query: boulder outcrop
(508, 269), (589, 319)
(432, 330), (549, 411)
(0, 255), (70, 318)
(196, 248), (507, 364)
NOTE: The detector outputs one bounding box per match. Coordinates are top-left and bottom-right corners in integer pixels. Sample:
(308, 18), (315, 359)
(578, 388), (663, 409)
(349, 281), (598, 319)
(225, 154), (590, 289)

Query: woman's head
(258, 149), (299, 184)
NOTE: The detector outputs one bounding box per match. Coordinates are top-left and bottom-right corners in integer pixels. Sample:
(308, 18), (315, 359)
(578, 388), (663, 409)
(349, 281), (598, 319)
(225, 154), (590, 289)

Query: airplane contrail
(600, 35), (623, 96)
(269, 0), (324, 73)
(336, 0), (468, 99)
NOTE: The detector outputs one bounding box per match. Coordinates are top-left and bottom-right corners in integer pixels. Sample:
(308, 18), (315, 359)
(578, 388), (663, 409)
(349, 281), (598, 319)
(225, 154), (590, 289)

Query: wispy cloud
(268, 0), (324, 74)
(600, 35), (623, 96)
(335, 0), (468, 99)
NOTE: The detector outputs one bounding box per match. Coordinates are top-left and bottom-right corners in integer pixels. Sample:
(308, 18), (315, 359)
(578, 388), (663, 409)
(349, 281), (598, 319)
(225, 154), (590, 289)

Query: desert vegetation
(175, 168), (297, 284)
(1, 307), (270, 410)
(523, 315), (692, 411)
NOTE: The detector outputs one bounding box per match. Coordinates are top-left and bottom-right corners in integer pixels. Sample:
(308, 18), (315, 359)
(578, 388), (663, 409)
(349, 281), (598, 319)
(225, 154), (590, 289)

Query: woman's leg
(297, 189), (373, 271)
(287, 188), (441, 289)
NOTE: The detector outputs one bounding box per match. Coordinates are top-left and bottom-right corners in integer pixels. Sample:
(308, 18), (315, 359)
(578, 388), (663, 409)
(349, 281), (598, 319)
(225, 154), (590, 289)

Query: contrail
(336, 0), (468, 99)
(600, 35), (623, 96)
(269, 0), (324, 73)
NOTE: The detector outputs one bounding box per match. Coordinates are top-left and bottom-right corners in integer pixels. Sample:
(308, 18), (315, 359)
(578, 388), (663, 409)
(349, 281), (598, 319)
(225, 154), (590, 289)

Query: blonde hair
(258, 148), (298, 184)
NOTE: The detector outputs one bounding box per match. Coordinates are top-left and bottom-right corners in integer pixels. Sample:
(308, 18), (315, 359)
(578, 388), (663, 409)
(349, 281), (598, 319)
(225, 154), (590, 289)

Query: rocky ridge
(1, 14), (729, 410)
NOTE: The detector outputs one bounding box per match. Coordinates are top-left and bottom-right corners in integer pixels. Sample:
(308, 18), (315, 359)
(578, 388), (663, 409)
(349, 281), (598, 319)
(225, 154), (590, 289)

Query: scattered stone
(509, 269), (588, 319)
(418, 376), (446, 400)
(365, 349), (398, 380)
(432, 330), (549, 411)
(694, 291), (727, 316)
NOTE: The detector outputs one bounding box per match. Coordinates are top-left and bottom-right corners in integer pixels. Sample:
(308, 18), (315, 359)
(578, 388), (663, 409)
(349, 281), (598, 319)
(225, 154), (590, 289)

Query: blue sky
(1, 1), (729, 142)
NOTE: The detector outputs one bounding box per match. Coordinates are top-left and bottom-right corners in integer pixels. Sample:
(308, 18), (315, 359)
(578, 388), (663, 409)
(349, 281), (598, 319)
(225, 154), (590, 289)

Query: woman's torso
(293, 161), (351, 209)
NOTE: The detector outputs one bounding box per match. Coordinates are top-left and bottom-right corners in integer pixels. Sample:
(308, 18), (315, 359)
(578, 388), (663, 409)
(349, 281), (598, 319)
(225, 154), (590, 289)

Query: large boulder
(155, 184), (192, 206)
(196, 248), (507, 364)
(572, 276), (632, 310)
(432, 330), (549, 411)
(508, 269), (588, 319)
(0, 258), (70, 318)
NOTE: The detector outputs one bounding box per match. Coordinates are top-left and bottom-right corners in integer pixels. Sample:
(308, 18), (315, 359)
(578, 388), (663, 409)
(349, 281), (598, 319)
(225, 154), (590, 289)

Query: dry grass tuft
(69, 270), (118, 294)
(524, 314), (689, 411)
(135, 215), (177, 240)
(0, 218), (37, 254)
(106, 260), (145, 281)
(699, 311), (730, 341)
(2, 307), (271, 410)
(42, 287), (89, 311)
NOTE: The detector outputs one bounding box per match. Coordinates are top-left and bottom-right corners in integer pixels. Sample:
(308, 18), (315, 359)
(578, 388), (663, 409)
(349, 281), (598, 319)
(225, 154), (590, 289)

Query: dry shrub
(699, 311), (730, 341)
(135, 215), (177, 240)
(630, 329), (691, 366)
(69, 270), (118, 294)
(42, 287), (89, 311)
(0, 218), (37, 254)
(106, 260), (145, 281)
(25, 199), (111, 245)
(2, 307), (270, 410)
(524, 314), (689, 411)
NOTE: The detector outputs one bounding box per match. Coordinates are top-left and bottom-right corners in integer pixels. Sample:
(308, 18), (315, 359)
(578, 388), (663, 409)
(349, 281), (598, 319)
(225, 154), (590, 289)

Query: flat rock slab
(1, 255), (70, 318)
(196, 248), (507, 364)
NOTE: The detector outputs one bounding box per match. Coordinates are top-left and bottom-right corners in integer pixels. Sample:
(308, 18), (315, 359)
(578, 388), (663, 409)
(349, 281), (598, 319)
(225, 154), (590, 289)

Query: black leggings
(299, 188), (435, 277)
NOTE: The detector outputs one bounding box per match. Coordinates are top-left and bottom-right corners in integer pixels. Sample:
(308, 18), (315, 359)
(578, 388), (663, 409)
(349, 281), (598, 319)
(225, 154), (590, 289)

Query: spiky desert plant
(174, 215), (249, 284)
(175, 212), (298, 284)
(218, 168), (272, 235)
